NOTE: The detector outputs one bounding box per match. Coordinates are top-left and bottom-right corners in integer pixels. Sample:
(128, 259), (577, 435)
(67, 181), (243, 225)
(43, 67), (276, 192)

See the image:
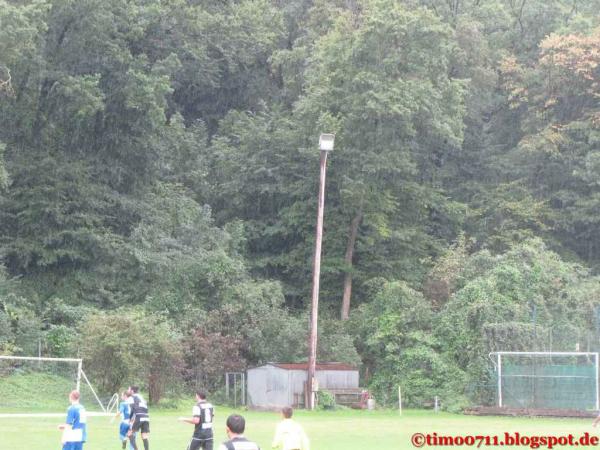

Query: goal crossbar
(0, 412), (115, 418)
(0, 355), (116, 417)
(0, 356), (82, 363)
(490, 351), (598, 357)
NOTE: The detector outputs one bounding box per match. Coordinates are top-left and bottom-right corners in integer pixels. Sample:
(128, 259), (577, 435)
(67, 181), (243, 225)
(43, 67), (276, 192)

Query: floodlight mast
(307, 133), (335, 410)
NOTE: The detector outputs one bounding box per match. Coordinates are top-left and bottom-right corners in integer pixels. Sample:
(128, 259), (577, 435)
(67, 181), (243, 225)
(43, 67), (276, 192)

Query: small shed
(247, 362), (359, 409)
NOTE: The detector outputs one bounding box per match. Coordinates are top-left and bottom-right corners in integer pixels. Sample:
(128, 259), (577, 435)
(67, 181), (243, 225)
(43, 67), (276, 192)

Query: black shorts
(131, 417), (150, 434)
(188, 437), (213, 450)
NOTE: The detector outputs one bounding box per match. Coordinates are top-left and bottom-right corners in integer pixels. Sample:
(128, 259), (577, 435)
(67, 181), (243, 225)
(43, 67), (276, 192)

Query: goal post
(490, 351), (599, 411)
(0, 355), (117, 417)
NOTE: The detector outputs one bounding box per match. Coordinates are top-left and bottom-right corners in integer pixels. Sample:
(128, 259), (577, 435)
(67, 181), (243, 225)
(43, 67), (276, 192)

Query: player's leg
(62, 443), (82, 450)
(120, 423), (129, 450)
(128, 424), (139, 450)
(129, 434), (138, 450)
(140, 422), (150, 450)
(129, 432), (137, 450)
(188, 438), (201, 450)
(202, 439), (213, 450)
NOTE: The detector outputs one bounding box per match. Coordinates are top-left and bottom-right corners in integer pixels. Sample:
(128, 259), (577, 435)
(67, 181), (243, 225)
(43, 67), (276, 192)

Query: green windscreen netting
(500, 353), (598, 410)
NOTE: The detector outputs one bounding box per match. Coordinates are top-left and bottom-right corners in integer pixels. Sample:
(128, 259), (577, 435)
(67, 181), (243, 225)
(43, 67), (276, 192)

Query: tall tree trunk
(341, 213), (362, 320)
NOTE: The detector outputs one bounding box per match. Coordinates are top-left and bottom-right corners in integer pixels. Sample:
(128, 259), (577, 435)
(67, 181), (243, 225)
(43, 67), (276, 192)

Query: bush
(317, 390), (336, 410)
(79, 310), (183, 404)
(46, 325), (74, 358)
(182, 329), (245, 392)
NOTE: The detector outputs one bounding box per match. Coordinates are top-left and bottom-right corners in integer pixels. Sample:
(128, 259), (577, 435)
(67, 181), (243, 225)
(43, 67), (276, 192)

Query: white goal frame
(489, 351), (600, 410)
(0, 355), (117, 418)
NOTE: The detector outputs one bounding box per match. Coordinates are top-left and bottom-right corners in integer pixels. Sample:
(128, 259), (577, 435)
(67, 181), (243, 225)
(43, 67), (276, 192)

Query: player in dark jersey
(127, 385), (150, 450)
(218, 414), (260, 450)
(178, 391), (215, 450)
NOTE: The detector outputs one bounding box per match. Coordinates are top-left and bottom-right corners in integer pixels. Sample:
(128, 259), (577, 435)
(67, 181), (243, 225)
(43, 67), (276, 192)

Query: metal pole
(307, 150), (328, 410)
(225, 373), (229, 405)
(76, 360), (82, 392)
(242, 373), (246, 406)
(398, 386), (402, 415)
(595, 353), (599, 411)
(498, 353), (503, 408)
(80, 369), (106, 412)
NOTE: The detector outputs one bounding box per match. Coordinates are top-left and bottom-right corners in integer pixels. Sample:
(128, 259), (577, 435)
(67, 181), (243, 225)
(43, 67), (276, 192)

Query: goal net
(0, 356), (117, 417)
(491, 352), (599, 411)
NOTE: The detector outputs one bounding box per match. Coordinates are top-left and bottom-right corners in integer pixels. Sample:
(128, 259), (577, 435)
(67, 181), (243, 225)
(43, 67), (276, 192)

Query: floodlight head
(319, 133), (335, 152)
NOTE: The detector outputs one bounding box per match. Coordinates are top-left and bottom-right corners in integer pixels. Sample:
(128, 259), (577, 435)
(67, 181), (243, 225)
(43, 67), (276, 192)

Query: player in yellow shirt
(271, 407), (309, 450)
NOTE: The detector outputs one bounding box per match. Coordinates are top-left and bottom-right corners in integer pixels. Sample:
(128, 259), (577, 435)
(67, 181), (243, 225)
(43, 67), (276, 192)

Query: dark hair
(196, 391), (207, 400)
(130, 385), (139, 393)
(282, 406), (293, 419)
(226, 414), (246, 434)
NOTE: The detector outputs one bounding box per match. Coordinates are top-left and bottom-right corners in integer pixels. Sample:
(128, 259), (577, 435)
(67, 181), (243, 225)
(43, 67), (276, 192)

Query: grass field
(1, 407), (599, 450)
(1, 374), (599, 449)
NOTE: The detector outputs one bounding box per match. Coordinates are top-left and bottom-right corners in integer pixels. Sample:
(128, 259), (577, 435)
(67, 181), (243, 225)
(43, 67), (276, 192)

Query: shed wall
(247, 366), (291, 408)
(316, 369), (359, 389)
(247, 365), (360, 408)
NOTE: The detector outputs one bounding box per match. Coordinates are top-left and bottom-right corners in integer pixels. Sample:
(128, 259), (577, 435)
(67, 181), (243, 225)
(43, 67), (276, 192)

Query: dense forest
(2, 0), (600, 409)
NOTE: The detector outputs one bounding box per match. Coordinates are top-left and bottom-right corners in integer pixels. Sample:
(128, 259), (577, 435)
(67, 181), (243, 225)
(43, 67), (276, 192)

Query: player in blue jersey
(58, 390), (87, 450)
(116, 391), (136, 449)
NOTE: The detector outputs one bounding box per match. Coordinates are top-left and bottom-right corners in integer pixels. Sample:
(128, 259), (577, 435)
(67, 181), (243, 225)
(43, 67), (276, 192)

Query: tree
(80, 310), (183, 403)
(182, 330), (245, 392)
(497, 27), (600, 263)
(352, 281), (463, 407)
(294, 0), (466, 317)
(208, 0), (467, 317)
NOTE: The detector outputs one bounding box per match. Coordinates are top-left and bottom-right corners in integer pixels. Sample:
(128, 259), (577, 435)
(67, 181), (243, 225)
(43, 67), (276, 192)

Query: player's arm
(128, 398), (136, 424)
(177, 416), (200, 424)
(116, 403), (124, 419)
(59, 407), (76, 430)
(178, 404), (201, 425)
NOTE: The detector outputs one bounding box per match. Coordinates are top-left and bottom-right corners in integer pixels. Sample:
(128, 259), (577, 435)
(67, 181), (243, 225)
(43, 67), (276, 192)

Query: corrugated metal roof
(270, 362), (357, 371)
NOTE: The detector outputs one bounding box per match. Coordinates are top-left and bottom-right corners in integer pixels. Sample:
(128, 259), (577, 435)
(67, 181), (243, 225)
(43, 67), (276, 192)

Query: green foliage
(1, 154), (123, 271)
(437, 239), (600, 403)
(4, 0), (600, 413)
(317, 389), (336, 410)
(0, 372), (74, 412)
(206, 280), (306, 364)
(182, 329), (245, 393)
(0, 143), (8, 191)
(317, 319), (361, 366)
(351, 281), (455, 407)
(45, 325), (73, 358)
(79, 310), (183, 403)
